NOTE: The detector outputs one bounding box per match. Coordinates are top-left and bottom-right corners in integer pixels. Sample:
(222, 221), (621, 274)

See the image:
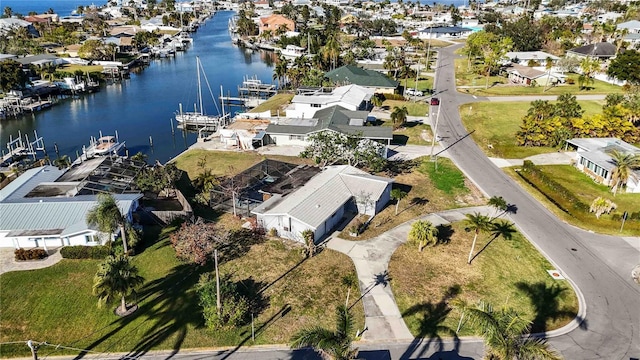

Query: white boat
(278, 45), (306, 59)
(83, 132), (125, 157)
(176, 56), (226, 129)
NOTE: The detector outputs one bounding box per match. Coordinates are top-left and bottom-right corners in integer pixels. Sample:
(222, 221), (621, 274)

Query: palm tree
(52, 155), (71, 169)
(390, 106), (408, 130)
(390, 188), (408, 215)
(609, 150), (640, 195)
(341, 273), (358, 307)
(487, 195), (508, 220)
(290, 305), (358, 360)
(93, 254), (145, 315)
(464, 212), (492, 264)
(454, 302), (562, 360)
(409, 220), (439, 252)
(543, 57), (554, 92)
(87, 193), (129, 254)
(273, 55), (288, 89)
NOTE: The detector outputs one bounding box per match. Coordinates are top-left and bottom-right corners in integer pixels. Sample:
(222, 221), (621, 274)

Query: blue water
(0, 11), (275, 163)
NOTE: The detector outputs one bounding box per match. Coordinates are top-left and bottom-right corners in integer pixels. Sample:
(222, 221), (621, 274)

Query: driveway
(0, 247), (63, 275)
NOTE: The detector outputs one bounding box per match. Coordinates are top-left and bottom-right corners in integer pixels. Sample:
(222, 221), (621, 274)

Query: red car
(430, 98), (440, 106)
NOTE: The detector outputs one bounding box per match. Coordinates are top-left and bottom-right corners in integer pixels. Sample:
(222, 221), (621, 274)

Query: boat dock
(1, 131), (46, 166)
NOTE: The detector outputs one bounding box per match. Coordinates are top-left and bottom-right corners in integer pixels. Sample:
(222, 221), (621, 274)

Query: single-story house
(506, 64), (566, 86)
(417, 26), (473, 39)
(503, 51), (560, 66)
(0, 166), (142, 249)
(617, 20), (640, 34)
(265, 105), (393, 149)
(566, 138), (640, 193)
(252, 165), (393, 243)
(286, 84), (374, 119)
(567, 42), (617, 59)
(259, 14), (295, 34)
(325, 65), (398, 94)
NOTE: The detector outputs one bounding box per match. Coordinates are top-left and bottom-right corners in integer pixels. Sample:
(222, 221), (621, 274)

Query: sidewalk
(325, 206), (493, 342)
(0, 248), (63, 275)
(489, 152), (576, 168)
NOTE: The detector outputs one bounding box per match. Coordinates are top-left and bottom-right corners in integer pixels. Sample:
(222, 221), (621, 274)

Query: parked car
(405, 88), (423, 97)
(430, 97), (440, 106)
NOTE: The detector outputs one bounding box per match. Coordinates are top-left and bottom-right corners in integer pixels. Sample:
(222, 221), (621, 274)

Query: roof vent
(315, 204), (320, 208)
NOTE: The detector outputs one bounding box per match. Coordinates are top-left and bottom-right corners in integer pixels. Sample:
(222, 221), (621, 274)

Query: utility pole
(27, 340), (38, 360)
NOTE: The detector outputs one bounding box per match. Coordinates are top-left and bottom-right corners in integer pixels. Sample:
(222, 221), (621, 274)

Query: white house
(0, 165), (142, 249)
(566, 138), (640, 193)
(252, 165), (393, 243)
(286, 84), (374, 119)
(503, 51), (560, 66)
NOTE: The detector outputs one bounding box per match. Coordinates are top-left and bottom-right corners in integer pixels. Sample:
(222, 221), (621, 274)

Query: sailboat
(175, 56), (228, 129)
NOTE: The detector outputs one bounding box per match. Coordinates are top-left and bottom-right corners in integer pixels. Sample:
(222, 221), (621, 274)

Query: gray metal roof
(0, 166), (65, 202)
(252, 165), (392, 229)
(0, 196), (139, 234)
(566, 138), (640, 154)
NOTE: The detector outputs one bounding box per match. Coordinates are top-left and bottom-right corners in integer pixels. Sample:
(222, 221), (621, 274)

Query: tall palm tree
(409, 220), (439, 252)
(390, 106), (408, 130)
(93, 254), (145, 315)
(609, 150), (640, 195)
(87, 193), (129, 253)
(487, 195), (508, 220)
(464, 212), (492, 264)
(290, 305), (358, 360)
(341, 273), (358, 307)
(454, 302), (562, 360)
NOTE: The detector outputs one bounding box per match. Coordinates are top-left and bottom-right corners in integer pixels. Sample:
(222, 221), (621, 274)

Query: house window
(311, 103), (321, 108)
(85, 234), (99, 244)
(289, 135), (305, 141)
(602, 169), (608, 179)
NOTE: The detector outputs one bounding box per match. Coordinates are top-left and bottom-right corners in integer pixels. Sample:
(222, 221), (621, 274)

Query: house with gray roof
(266, 105), (392, 149)
(0, 165), (142, 249)
(325, 65), (398, 94)
(252, 165), (393, 242)
(567, 42), (617, 59)
(566, 138), (640, 193)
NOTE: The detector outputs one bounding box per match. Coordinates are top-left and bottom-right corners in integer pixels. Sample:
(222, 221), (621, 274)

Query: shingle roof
(568, 42), (617, 58)
(252, 165), (392, 229)
(266, 105), (392, 140)
(325, 65), (398, 88)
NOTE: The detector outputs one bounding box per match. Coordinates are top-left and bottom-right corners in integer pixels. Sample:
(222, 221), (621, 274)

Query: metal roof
(0, 166), (65, 202)
(252, 165), (392, 229)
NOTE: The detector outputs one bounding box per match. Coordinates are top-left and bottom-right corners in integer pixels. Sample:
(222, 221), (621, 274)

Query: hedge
(60, 245), (111, 259)
(14, 248), (48, 261)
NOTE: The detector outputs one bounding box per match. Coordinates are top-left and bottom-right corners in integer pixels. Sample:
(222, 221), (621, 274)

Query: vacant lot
(248, 93), (294, 116)
(389, 221), (578, 337)
(382, 99), (430, 117)
(505, 165), (640, 235)
(0, 222), (363, 357)
(459, 100), (605, 159)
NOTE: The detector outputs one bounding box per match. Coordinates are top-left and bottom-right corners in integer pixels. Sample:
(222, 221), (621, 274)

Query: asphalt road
(432, 44), (640, 359)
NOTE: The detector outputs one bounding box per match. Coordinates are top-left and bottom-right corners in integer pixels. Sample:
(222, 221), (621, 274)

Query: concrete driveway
(0, 247), (63, 275)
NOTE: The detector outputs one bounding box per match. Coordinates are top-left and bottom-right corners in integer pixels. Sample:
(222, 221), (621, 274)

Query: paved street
(433, 44), (640, 359)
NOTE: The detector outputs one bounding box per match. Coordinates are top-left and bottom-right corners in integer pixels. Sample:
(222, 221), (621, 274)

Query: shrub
(383, 93), (406, 101)
(566, 78), (575, 85)
(60, 245), (111, 259)
(14, 248), (48, 261)
(519, 161), (589, 214)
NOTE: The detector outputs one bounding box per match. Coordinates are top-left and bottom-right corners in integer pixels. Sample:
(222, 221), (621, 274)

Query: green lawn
(467, 73), (623, 96)
(390, 221), (578, 337)
(58, 64), (104, 74)
(455, 58), (507, 88)
(390, 122), (433, 145)
(0, 227), (363, 357)
(505, 165), (640, 235)
(382, 99), (430, 117)
(399, 77), (434, 94)
(459, 100), (605, 159)
(248, 93), (294, 115)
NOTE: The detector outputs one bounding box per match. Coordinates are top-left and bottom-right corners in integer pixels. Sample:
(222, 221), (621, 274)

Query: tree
(302, 229), (316, 258)
(87, 193), (129, 254)
(609, 150), (640, 195)
(543, 56), (554, 92)
(390, 188), (408, 215)
(464, 213), (492, 264)
(589, 197), (617, 218)
(169, 221), (224, 266)
(136, 163), (182, 195)
(0, 59), (29, 92)
(487, 195), (507, 220)
(341, 273), (358, 307)
(454, 302), (562, 360)
(290, 305), (358, 360)
(578, 57), (600, 90)
(300, 130), (387, 171)
(52, 155), (71, 169)
(390, 106), (408, 129)
(78, 39), (107, 61)
(409, 220), (439, 252)
(197, 273), (251, 328)
(93, 254), (145, 315)
(607, 50), (640, 85)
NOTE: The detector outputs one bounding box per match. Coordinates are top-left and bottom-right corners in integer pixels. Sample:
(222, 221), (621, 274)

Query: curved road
(433, 44), (640, 359)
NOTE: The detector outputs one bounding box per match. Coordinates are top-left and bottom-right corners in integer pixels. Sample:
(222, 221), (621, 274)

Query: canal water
(0, 11), (275, 163)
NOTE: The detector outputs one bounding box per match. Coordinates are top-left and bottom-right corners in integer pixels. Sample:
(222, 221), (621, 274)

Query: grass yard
(399, 77), (434, 94)
(386, 121), (432, 146)
(248, 93), (294, 116)
(454, 58), (506, 88)
(505, 165), (640, 235)
(0, 223), (363, 358)
(343, 157), (485, 240)
(459, 100), (605, 159)
(389, 221), (578, 337)
(464, 73), (624, 96)
(58, 64), (104, 74)
(382, 99), (430, 117)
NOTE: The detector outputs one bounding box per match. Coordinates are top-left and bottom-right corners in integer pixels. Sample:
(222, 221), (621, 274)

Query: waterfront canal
(0, 11), (275, 163)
